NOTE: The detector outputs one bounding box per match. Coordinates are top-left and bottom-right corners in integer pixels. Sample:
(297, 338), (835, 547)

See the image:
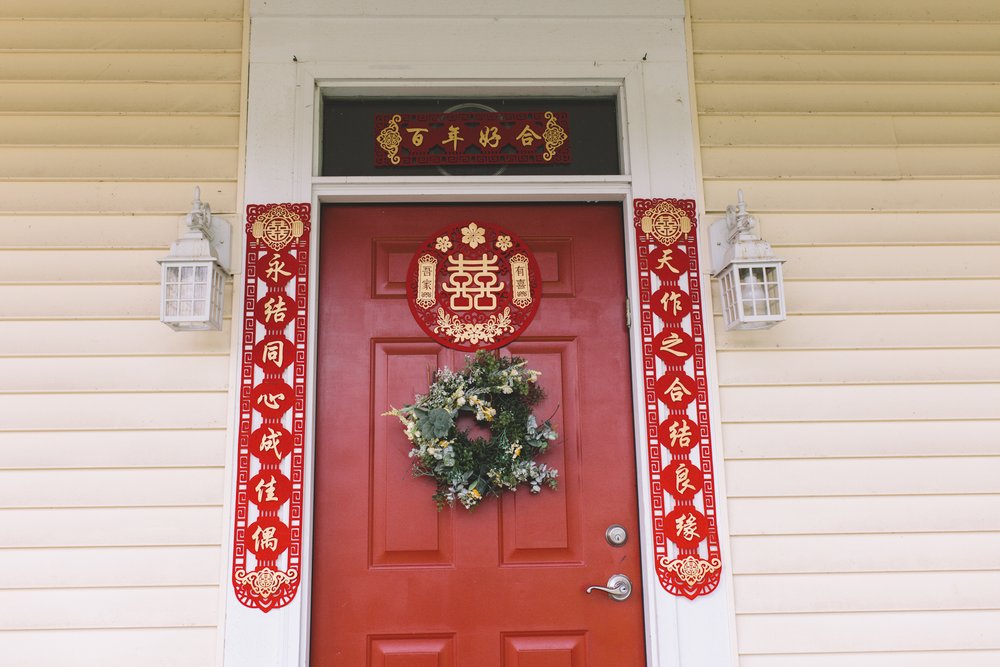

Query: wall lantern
(709, 190), (786, 330)
(158, 187), (231, 331)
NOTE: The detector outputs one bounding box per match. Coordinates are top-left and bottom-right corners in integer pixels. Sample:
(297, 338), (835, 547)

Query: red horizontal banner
(375, 111), (570, 167)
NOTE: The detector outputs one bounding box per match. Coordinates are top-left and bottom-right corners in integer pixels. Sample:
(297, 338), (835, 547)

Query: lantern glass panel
(161, 259), (225, 330)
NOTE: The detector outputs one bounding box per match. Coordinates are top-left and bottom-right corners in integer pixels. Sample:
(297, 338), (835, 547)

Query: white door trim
(226, 43), (738, 667)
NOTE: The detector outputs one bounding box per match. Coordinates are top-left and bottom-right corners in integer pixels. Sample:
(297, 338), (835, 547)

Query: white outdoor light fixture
(158, 187), (231, 331)
(710, 190), (786, 330)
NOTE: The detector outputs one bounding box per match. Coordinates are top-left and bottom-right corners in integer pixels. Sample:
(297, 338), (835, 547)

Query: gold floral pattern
(375, 114), (403, 166)
(495, 235), (513, 251)
(542, 111), (569, 162)
(461, 222), (486, 249)
(435, 236), (453, 252)
(434, 306), (514, 345)
(660, 556), (722, 587)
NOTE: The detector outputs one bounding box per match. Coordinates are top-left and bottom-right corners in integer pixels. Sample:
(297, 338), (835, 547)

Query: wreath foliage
(385, 351), (558, 510)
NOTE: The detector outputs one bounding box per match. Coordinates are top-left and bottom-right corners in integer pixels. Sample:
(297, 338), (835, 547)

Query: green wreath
(385, 351), (559, 510)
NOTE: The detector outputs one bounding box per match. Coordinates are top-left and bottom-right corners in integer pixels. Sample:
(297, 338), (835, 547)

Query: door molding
(226, 52), (739, 667)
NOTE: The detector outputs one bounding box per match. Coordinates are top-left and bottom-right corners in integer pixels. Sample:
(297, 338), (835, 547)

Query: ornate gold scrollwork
(251, 205), (306, 251)
(660, 556), (722, 587)
(376, 114), (404, 165)
(640, 201), (693, 246)
(542, 111), (569, 162)
(234, 567), (299, 600)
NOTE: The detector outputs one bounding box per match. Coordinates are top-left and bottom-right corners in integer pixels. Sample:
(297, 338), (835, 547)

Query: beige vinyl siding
(690, 1), (1000, 664)
(0, 2), (243, 665)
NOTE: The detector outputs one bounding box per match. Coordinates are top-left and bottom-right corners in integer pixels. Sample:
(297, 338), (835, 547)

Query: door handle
(585, 573), (632, 601)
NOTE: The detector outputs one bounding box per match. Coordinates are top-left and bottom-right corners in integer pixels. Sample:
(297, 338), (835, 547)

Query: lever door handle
(585, 573), (632, 601)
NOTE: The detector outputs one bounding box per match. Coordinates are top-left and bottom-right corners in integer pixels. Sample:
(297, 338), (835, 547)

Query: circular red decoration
(664, 460), (704, 500)
(659, 416), (700, 455)
(406, 221), (542, 351)
(653, 329), (695, 364)
(648, 245), (689, 282)
(664, 507), (708, 549)
(253, 335), (295, 374)
(247, 471), (292, 510)
(249, 424), (292, 463)
(655, 372), (698, 409)
(254, 292), (297, 330)
(251, 380), (295, 418)
(244, 517), (290, 558)
(255, 250), (298, 288)
(652, 285), (692, 323)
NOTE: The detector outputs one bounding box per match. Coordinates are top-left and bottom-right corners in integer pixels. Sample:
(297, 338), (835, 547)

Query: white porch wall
(690, 0), (1000, 664)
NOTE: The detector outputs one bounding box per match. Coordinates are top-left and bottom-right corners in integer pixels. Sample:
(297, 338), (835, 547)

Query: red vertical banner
(232, 203), (311, 612)
(634, 199), (722, 599)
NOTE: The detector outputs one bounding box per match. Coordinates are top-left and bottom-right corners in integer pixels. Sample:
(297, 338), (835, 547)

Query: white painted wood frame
(226, 9), (738, 666)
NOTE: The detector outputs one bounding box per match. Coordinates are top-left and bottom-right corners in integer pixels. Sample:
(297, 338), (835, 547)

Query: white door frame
(224, 48), (738, 667)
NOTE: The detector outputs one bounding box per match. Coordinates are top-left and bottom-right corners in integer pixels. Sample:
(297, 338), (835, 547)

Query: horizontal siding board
(692, 23), (1000, 53)
(746, 213), (1000, 245)
(778, 245), (1000, 279)
(699, 115), (1000, 147)
(1, 0), (242, 19)
(0, 468), (226, 508)
(0, 249), (162, 283)
(695, 53), (1000, 84)
(697, 83), (1000, 114)
(0, 181), (239, 214)
(716, 348), (1000, 385)
(0, 82), (240, 113)
(721, 421), (1000, 459)
(691, 0), (1000, 21)
(250, 17), (677, 63)
(0, 320), (232, 355)
(728, 495), (1000, 535)
(740, 651), (1000, 667)
(701, 145), (1000, 179)
(0, 215), (182, 247)
(1, 284), (163, 318)
(714, 313), (1000, 350)
(0, 355), (230, 391)
(718, 384), (1000, 422)
(0, 430), (226, 468)
(702, 179), (1000, 212)
(725, 457), (1000, 497)
(0, 546), (221, 588)
(0, 19), (243, 50)
(0, 507), (223, 547)
(0, 51), (241, 82)
(731, 533), (1000, 574)
(0, 146), (238, 179)
(0, 115), (240, 147)
(0, 586), (219, 630)
(735, 571), (1000, 613)
(0, 627), (217, 667)
(773, 279), (1000, 315)
(0, 392), (229, 430)
(737, 610), (1000, 654)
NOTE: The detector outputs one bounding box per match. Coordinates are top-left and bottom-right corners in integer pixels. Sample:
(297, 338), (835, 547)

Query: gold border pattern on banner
(234, 567), (299, 600)
(375, 114), (403, 166)
(640, 201), (693, 247)
(659, 556), (723, 588)
(251, 205), (306, 251)
(542, 111), (569, 162)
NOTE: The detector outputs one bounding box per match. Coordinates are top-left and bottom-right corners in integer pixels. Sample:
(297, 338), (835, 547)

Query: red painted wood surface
(312, 203), (645, 665)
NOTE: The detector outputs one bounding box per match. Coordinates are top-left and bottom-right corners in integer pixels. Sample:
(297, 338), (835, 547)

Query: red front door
(312, 203), (646, 665)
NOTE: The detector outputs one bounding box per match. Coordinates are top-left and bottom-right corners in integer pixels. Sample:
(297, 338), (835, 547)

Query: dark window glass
(321, 97), (620, 177)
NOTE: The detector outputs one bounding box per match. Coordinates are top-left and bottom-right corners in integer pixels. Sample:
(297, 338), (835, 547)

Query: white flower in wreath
(435, 235), (453, 252)
(461, 222), (486, 249)
(495, 235), (513, 251)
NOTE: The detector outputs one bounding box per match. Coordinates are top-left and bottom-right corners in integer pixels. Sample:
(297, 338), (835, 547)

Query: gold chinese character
(261, 340), (284, 368)
(479, 126), (501, 148)
(252, 525), (278, 552)
(675, 463), (696, 495)
(266, 256), (291, 283)
(675, 513), (700, 542)
(516, 125), (542, 146)
(664, 377), (692, 403)
(406, 127), (429, 146)
(259, 427), (283, 460)
(661, 290), (684, 317)
(257, 392), (285, 410)
(255, 475), (279, 503)
(442, 125), (464, 151)
(656, 249), (681, 274)
(263, 296), (288, 324)
(442, 254), (505, 312)
(668, 420), (693, 449)
(658, 332), (688, 358)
